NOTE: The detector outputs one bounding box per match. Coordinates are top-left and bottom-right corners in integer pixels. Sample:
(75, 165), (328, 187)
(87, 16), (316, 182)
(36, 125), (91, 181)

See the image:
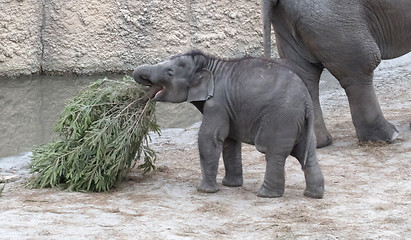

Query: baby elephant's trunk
(133, 65), (154, 86)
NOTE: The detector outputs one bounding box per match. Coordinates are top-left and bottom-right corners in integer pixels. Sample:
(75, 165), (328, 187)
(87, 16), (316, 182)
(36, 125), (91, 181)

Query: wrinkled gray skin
(263, 0), (411, 148)
(133, 51), (324, 198)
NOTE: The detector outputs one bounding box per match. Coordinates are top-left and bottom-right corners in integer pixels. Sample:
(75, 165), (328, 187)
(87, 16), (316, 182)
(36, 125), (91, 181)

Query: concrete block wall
(0, 0), (275, 77)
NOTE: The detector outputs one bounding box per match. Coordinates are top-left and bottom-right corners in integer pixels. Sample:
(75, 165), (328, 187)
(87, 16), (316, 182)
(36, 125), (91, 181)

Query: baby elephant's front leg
(196, 121), (227, 193)
(222, 137), (243, 187)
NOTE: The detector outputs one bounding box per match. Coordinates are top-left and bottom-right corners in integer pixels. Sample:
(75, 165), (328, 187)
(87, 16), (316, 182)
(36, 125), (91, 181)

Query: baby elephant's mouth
(144, 84), (165, 100)
(135, 74), (165, 101)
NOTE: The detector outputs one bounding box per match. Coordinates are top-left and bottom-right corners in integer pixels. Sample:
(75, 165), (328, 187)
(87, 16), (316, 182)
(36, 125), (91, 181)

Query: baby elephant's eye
(167, 69), (174, 79)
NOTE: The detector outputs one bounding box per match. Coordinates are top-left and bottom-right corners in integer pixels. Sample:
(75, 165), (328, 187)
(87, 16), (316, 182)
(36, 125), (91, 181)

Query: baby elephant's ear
(187, 69), (214, 102)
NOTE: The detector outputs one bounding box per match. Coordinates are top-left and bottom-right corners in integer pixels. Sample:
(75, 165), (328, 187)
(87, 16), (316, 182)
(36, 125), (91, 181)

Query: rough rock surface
(0, 0), (269, 77)
(0, 0), (44, 76)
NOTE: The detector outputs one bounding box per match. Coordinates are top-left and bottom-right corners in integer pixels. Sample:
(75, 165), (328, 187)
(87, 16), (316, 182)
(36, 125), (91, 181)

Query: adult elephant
(262, 0), (411, 147)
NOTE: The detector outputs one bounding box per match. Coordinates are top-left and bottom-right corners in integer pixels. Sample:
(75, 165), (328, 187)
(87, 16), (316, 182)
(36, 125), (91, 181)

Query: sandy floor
(0, 53), (410, 239)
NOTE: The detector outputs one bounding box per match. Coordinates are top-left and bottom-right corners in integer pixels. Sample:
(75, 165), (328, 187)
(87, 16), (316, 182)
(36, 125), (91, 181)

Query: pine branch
(28, 76), (160, 192)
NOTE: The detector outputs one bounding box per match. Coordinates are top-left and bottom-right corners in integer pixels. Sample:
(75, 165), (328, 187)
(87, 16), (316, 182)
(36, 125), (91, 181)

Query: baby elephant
(133, 50), (324, 198)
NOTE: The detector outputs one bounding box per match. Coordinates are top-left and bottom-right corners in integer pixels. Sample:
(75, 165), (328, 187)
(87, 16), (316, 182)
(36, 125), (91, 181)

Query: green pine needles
(28, 76), (160, 192)
(0, 183), (5, 197)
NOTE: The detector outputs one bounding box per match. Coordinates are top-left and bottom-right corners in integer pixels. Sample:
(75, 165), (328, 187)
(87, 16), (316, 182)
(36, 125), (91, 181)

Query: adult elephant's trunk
(262, 0), (278, 58)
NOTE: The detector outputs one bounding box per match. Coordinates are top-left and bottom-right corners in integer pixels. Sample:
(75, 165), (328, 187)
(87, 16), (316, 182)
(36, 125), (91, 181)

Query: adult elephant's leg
(323, 32), (398, 143)
(222, 137), (243, 187)
(302, 66), (332, 148)
(341, 75), (398, 142)
(275, 36), (332, 148)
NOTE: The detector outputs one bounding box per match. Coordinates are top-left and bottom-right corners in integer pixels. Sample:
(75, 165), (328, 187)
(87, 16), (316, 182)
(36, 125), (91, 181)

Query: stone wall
(0, 0), (44, 77)
(0, 0), (276, 77)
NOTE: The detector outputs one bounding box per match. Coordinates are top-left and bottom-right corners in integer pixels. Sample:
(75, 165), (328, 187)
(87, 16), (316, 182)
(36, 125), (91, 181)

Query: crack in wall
(186, 0), (194, 49)
(39, 0), (46, 74)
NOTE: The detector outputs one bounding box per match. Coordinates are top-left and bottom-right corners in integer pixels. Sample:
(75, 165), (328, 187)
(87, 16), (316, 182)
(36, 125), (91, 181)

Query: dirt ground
(1, 53), (410, 239)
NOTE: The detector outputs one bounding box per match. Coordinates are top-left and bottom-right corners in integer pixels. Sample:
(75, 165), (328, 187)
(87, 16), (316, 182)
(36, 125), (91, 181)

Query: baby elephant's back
(230, 59), (312, 139)
(235, 59), (311, 108)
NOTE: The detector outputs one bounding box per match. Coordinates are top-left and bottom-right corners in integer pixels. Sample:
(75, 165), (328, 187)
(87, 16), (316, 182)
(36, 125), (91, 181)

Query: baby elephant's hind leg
(293, 135), (324, 199)
(303, 162), (324, 199)
(255, 115), (299, 198)
(257, 153), (286, 198)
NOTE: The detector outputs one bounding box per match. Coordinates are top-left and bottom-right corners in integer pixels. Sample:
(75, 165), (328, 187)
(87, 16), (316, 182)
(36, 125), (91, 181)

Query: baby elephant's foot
(304, 165), (324, 199)
(197, 180), (219, 193)
(222, 176), (243, 187)
(257, 184), (284, 198)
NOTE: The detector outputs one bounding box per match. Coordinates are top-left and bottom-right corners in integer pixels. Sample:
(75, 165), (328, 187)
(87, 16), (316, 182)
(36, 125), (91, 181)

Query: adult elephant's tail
(262, 0), (278, 58)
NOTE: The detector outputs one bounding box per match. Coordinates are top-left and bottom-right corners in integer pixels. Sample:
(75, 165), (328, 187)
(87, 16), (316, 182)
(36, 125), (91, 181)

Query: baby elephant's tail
(302, 103), (315, 170)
